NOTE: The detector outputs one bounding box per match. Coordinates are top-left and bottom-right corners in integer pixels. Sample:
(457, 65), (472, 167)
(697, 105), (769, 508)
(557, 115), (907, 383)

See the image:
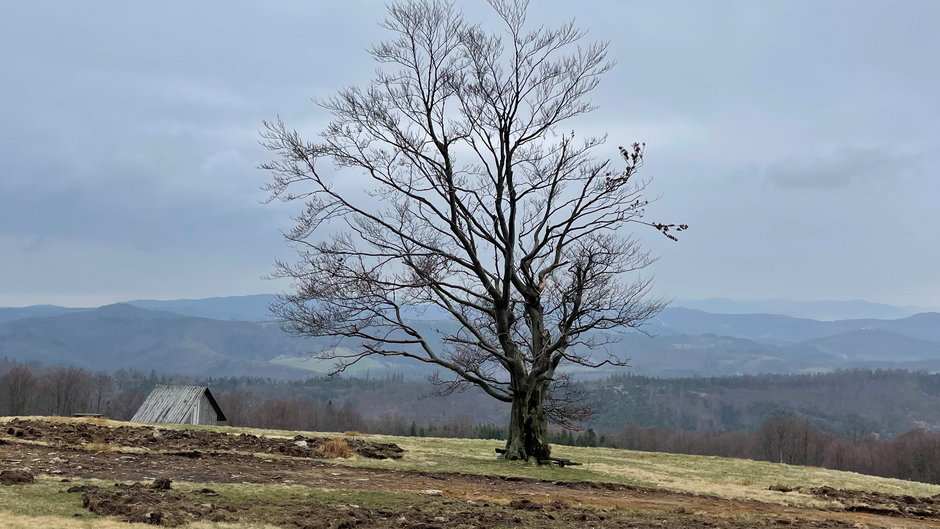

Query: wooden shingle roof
(131, 385), (226, 423)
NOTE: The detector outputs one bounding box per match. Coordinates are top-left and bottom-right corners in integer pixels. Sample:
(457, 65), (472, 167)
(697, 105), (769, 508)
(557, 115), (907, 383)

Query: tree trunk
(504, 381), (551, 462)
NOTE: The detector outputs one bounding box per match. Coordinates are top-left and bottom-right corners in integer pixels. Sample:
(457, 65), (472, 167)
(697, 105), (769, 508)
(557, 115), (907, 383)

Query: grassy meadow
(3, 416), (940, 528)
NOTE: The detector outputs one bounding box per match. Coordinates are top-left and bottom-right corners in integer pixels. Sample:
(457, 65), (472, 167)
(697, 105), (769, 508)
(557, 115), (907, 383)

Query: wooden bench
(494, 448), (582, 467)
(542, 456), (581, 467)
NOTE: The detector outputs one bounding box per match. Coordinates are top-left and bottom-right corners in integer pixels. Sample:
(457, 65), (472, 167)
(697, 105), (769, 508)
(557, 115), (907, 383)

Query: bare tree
(262, 0), (684, 461)
(90, 372), (113, 414)
(42, 367), (91, 416)
(0, 366), (36, 416)
(756, 413), (818, 465)
(111, 388), (147, 421)
(216, 390), (253, 426)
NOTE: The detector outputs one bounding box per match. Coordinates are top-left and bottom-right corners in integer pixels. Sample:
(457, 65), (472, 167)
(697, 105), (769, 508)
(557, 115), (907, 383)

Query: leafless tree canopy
(261, 0), (683, 445)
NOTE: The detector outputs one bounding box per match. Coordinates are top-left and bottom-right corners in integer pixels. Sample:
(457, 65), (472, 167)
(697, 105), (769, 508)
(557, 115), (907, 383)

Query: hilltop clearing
(0, 418), (939, 528)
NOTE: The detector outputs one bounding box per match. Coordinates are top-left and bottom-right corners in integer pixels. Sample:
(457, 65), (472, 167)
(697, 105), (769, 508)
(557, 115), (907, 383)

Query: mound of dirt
(5, 425), (38, 438)
(508, 498), (546, 510)
(2, 418), (403, 460)
(0, 469), (34, 485)
(344, 439), (404, 460)
(807, 486), (940, 518)
(70, 480), (513, 528)
(73, 480), (236, 527)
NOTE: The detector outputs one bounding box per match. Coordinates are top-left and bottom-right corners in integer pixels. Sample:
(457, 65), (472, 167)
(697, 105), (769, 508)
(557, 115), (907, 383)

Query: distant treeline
(5, 358), (940, 439)
(0, 359), (502, 437)
(0, 358), (639, 448)
(0, 361), (144, 420)
(5, 359), (940, 484)
(589, 370), (940, 438)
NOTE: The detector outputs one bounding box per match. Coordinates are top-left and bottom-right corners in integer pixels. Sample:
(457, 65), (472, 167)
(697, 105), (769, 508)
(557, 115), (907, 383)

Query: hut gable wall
(196, 394), (218, 426)
(131, 385), (225, 426)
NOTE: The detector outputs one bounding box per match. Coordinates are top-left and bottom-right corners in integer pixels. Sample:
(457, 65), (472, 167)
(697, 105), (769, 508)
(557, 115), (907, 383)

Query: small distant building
(131, 385), (226, 426)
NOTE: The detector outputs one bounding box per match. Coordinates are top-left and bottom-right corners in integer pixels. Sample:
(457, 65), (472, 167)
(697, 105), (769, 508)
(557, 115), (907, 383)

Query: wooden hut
(131, 385), (226, 426)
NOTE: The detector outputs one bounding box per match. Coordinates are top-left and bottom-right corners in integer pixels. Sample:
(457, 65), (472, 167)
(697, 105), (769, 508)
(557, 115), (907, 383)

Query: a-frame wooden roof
(131, 385), (226, 423)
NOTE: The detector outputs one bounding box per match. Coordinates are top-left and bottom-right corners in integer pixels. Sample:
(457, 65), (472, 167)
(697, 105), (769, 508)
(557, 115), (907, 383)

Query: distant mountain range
(0, 304), (87, 323)
(1, 295), (939, 379)
(653, 307), (940, 344)
(126, 294), (277, 322)
(6, 294), (933, 324)
(0, 304), (305, 378)
(673, 298), (939, 321)
(0, 294), (277, 324)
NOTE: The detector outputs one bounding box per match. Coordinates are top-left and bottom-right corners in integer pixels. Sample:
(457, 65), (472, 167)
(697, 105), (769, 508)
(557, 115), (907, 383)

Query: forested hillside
(588, 370), (940, 437)
(3, 357), (939, 440)
(2, 297), (940, 379)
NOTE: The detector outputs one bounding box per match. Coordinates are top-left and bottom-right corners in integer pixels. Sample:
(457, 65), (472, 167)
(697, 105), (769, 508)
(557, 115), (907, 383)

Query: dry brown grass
(83, 442), (114, 453)
(316, 438), (353, 459)
(342, 431), (366, 437)
(0, 416), (123, 428)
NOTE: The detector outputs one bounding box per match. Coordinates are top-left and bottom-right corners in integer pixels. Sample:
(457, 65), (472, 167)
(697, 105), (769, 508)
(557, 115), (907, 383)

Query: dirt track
(2, 420), (939, 528)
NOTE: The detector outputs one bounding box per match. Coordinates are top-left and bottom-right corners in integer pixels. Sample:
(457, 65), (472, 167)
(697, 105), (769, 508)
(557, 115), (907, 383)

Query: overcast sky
(1, 1), (938, 308)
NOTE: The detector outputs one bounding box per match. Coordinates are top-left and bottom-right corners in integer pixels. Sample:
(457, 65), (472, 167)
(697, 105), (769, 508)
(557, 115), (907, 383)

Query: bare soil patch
(3, 418), (403, 460)
(68, 478), (864, 529)
(807, 486), (940, 518)
(2, 419), (939, 528)
(0, 469), (34, 485)
(74, 481), (236, 527)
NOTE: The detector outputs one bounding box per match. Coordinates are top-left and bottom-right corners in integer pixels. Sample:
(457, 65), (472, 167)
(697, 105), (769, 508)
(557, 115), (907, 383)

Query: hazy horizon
(3, 293), (937, 319)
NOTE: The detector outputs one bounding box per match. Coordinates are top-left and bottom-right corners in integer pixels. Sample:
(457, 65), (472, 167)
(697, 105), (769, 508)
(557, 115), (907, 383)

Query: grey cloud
(763, 147), (924, 191)
(1, 0), (939, 307)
